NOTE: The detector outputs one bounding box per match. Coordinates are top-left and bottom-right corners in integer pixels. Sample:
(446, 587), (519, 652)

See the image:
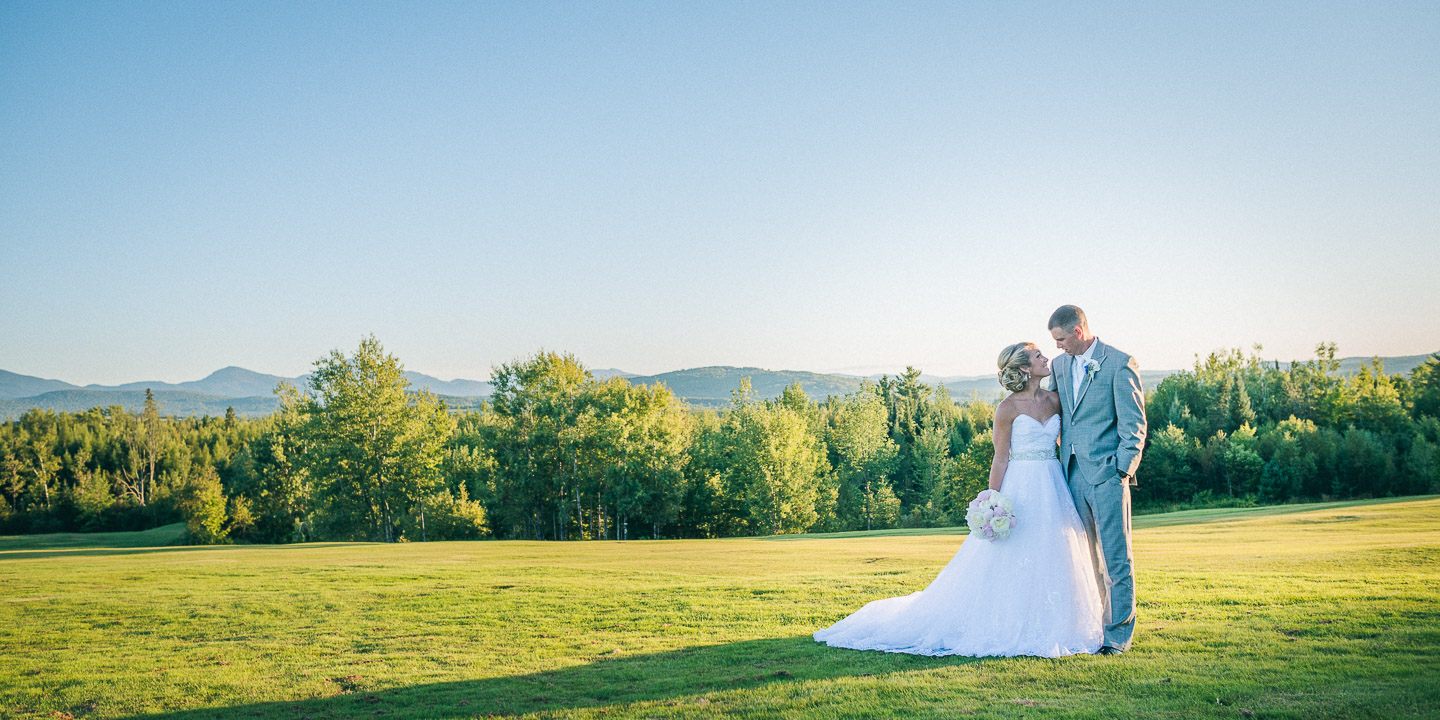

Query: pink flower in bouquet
(966, 489), (1016, 541)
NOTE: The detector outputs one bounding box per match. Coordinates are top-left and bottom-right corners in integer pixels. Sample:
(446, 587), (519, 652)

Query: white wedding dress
(813, 414), (1104, 657)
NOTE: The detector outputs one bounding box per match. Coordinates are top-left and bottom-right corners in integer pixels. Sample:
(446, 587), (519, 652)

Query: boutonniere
(1083, 359), (1100, 381)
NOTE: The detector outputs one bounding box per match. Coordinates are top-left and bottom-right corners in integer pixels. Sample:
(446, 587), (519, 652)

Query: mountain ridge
(0, 367), (497, 400)
(1, 351), (1432, 420)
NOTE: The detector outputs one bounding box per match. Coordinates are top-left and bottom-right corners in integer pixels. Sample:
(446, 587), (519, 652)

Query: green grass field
(3, 496), (1438, 719)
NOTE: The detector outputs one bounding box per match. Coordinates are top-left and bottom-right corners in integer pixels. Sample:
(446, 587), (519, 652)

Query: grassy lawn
(2, 495), (1437, 719)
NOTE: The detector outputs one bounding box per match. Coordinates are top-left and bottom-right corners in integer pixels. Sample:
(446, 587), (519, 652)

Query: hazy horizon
(8, 342), (1436, 389)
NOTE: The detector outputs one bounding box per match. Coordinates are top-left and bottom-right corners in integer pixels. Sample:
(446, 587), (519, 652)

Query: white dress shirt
(1071, 338), (1099, 404)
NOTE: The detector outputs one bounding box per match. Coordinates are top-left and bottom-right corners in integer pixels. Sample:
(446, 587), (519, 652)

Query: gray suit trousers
(1068, 456), (1136, 651)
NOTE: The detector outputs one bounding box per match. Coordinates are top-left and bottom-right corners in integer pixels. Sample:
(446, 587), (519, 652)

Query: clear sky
(3, 1), (1437, 384)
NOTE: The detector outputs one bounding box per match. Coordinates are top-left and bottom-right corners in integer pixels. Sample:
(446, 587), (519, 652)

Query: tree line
(1141, 343), (1440, 509)
(2, 338), (1437, 542)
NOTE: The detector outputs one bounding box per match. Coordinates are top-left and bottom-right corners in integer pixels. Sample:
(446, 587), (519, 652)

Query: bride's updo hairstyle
(997, 342), (1034, 393)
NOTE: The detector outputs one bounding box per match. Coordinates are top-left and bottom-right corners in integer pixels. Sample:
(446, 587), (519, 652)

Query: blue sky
(3, 1), (1437, 384)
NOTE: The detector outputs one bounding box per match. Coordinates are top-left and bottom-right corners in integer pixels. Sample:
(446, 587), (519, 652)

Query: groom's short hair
(1048, 305), (1088, 332)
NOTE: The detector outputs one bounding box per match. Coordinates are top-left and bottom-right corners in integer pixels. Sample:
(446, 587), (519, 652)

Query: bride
(813, 342), (1103, 657)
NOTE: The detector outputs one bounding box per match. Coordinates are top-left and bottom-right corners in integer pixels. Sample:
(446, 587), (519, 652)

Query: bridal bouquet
(966, 489), (1017, 540)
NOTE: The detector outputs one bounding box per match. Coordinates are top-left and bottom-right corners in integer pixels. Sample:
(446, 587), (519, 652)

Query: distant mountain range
(0, 390), (285, 420)
(1282, 354), (1433, 376)
(622, 367), (867, 406)
(0, 366), (493, 401)
(0, 366), (497, 421)
(1, 352), (1432, 420)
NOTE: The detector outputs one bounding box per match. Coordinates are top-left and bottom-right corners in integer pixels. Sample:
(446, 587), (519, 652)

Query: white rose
(989, 514), (1012, 536)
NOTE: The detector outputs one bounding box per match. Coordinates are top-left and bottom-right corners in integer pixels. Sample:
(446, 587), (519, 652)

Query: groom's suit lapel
(1074, 340), (1108, 410)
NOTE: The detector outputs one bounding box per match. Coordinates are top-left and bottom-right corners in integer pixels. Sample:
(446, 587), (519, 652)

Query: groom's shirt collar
(1073, 337), (1099, 371)
(1071, 338), (1099, 403)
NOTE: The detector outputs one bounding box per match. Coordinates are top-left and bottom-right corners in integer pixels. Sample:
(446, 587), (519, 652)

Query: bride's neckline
(1016, 413), (1060, 427)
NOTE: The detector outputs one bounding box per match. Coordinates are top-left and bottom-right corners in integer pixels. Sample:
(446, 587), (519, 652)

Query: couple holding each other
(814, 305), (1148, 657)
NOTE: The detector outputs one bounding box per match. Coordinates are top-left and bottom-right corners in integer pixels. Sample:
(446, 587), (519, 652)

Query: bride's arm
(987, 401), (1016, 492)
(1048, 389), (1062, 453)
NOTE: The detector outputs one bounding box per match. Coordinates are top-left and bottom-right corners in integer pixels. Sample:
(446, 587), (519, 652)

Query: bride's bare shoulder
(994, 395), (1019, 422)
(1042, 389), (1062, 412)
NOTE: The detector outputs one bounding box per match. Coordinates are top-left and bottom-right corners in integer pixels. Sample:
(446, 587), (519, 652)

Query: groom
(1049, 305), (1147, 655)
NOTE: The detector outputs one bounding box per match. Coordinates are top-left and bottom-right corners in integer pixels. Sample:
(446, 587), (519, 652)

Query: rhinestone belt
(1009, 449), (1057, 462)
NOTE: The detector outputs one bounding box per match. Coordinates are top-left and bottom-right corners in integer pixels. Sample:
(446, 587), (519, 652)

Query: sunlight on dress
(813, 414), (1103, 657)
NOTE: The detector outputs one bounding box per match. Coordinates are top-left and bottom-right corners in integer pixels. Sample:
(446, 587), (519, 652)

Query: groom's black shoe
(1097, 646), (1124, 656)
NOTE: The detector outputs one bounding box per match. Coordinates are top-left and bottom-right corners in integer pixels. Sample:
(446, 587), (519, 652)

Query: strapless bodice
(1009, 414), (1059, 461)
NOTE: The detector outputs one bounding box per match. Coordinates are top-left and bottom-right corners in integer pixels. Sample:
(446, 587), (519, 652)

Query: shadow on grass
(0, 523), (188, 552)
(113, 635), (1000, 719)
(0, 546), (215, 560)
(0, 542), (373, 561)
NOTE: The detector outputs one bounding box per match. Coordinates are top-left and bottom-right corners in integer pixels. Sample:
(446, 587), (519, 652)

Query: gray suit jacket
(1054, 340), (1148, 485)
